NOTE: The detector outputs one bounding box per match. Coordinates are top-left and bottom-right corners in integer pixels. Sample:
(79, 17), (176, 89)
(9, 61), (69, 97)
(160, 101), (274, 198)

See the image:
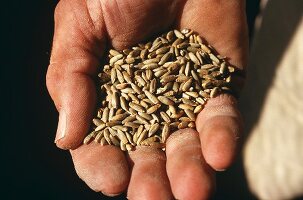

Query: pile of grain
(84, 29), (240, 151)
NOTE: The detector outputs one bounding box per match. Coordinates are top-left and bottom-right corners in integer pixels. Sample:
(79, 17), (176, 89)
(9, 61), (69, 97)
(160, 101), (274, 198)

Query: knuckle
(46, 63), (64, 97)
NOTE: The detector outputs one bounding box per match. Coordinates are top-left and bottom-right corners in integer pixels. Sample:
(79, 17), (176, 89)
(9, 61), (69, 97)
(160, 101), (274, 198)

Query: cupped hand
(46, 0), (248, 199)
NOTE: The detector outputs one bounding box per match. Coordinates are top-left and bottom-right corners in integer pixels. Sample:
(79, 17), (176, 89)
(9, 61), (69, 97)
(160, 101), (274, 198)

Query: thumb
(46, 0), (106, 149)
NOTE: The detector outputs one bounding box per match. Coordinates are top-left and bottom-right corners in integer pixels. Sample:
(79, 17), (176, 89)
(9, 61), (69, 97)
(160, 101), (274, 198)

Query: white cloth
(240, 0), (303, 199)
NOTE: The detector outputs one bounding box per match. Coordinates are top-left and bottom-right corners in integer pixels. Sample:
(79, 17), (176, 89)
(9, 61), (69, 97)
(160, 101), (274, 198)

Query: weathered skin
(46, 0), (248, 199)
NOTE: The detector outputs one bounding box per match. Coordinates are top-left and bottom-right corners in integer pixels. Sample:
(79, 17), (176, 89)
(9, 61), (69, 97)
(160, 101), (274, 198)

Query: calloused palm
(47, 0), (248, 199)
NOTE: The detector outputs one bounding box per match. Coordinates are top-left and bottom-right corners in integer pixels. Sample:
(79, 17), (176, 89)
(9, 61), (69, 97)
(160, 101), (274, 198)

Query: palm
(47, 0), (247, 199)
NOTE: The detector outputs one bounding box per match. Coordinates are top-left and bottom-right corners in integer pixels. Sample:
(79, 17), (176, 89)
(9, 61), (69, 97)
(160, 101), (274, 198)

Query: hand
(46, 0), (248, 199)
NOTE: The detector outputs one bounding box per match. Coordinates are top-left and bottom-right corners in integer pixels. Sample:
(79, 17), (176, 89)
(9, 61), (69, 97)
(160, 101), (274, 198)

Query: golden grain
(84, 29), (240, 151)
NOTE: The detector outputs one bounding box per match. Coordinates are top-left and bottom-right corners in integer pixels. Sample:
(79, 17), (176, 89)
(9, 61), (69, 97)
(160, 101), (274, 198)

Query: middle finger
(166, 128), (215, 200)
(127, 147), (173, 200)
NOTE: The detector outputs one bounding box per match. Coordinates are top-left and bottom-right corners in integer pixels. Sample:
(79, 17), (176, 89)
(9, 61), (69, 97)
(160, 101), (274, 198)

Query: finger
(127, 147), (173, 200)
(70, 143), (130, 195)
(166, 128), (215, 200)
(46, 0), (106, 149)
(196, 94), (242, 171)
(178, 0), (248, 68)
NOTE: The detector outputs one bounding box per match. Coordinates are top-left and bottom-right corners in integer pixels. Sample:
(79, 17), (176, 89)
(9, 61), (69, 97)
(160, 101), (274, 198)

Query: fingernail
(215, 168), (226, 172)
(55, 109), (67, 143)
(101, 191), (121, 197)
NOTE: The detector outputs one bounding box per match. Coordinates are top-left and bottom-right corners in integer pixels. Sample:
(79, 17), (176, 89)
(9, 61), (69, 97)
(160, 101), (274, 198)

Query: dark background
(2, 0), (260, 199)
